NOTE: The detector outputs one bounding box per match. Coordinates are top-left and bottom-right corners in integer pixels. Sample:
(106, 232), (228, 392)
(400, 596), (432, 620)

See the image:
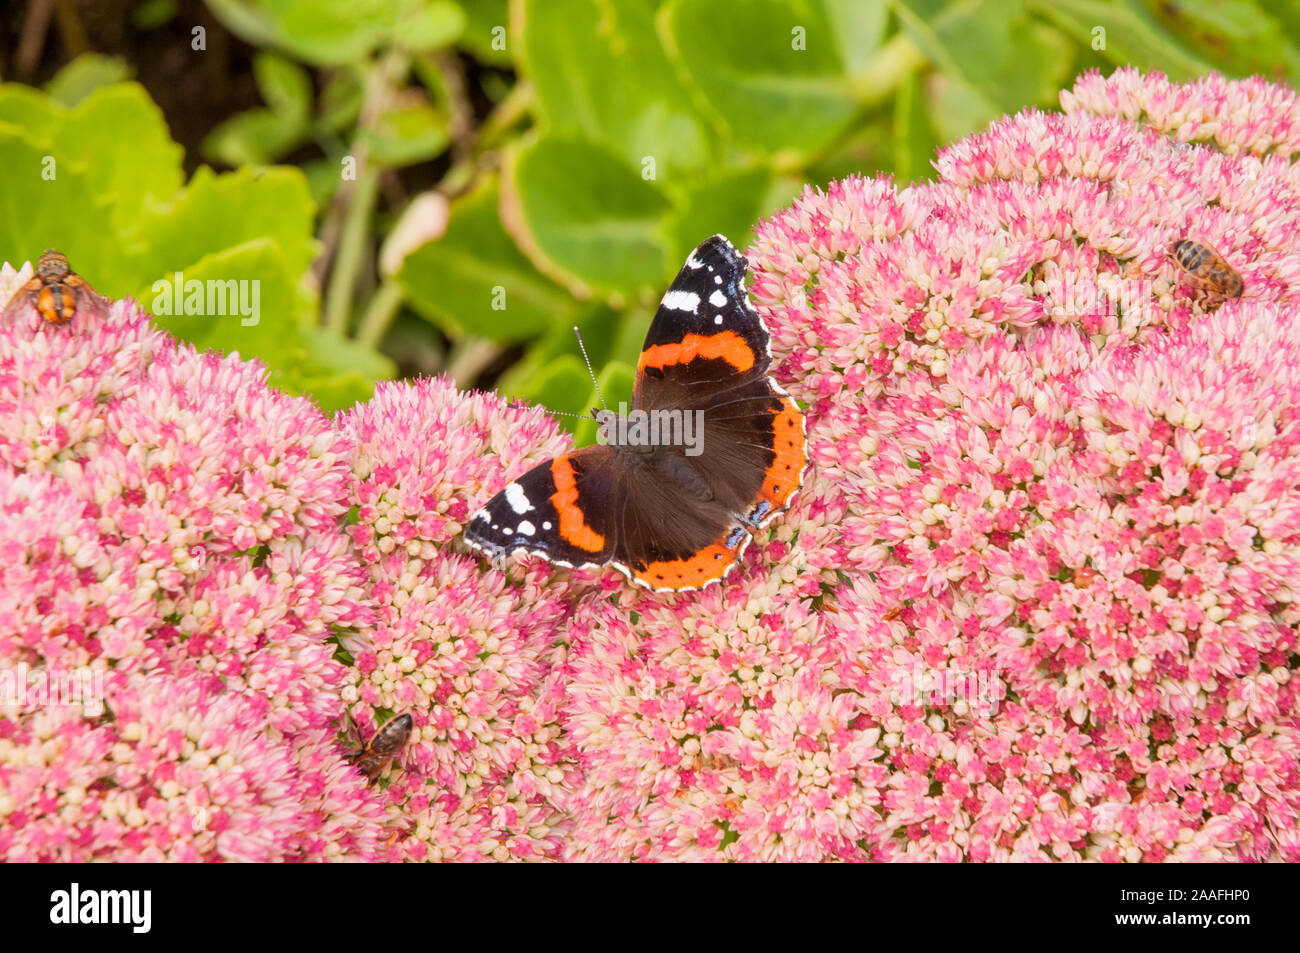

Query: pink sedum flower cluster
(0, 301), (388, 860)
(741, 68), (1300, 861)
(2, 68), (1299, 861)
(338, 381), (577, 859)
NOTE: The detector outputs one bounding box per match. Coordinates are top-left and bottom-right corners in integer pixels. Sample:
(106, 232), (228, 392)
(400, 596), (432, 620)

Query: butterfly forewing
(465, 446), (620, 570)
(634, 235), (772, 406)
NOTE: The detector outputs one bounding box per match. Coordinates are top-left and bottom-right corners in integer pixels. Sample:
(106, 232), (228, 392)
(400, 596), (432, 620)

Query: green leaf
(0, 128), (126, 285)
(134, 166), (317, 296)
(44, 54), (133, 107)
(611, 306), (652, 370)
(0, 83), (312, 303)
(202, 108), (303, 167)
(254, 52), (312, 124)
(666, 165), (773, 269)
(891, 71), (938, 185)
(303, 159), (343, 208)
(360, 102), (449, 167)
(0, 84), (55, 134)
(504, 135), (674, 297)
(457, 0), (512, 66)
(317, 66), (364, 134)
(510, 354), (593, 423)
(803, 115), (891, 188)
(1028, 0), (1214, 81)
(201, 53), (312, 166)
(292, 327), (396, 411)
(398, 181), (579, 341)
(518, 0), (710, 174)
(397, 0), (465, 52)
(50, 84), (185, 233)
(494, 302), (624, 397)
(137, 239), (369, 409)
(0, 80), (362, 412)
(504, 353), (635, 441)
(133, 0), (179, 29)
(497, 302), (644, 439)
(926, 74), (998, 144)
(660, 0), (860, 158)
(894, 0), (1075, 119)
(140, 239), (297, 356)
(205, 0), (463, 65)
(1143, 0), (1300, 82)
(823, 0), (889, 77)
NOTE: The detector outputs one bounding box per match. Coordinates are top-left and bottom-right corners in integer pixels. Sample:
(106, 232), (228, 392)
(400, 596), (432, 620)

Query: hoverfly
(345, 712), (413, 783)
(1, 249), (108, 326)
(1169, 239), (1244, 310)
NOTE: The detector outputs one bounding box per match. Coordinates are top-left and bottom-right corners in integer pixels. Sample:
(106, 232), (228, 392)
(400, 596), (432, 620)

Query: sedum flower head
(0, 286), (387, 860)
(338, 380), (576, 860)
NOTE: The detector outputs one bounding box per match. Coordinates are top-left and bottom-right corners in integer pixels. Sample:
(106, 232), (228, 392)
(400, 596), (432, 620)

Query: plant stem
(15, 0), (54, 76)
(477, 81), (534, 151)
(446, 337), (503, 388)
(849, 32), (927, 106)
(348, 68), (535, 345)
(323, 163), (380, 335)
(432, 49), (474, 165)
(320, 50), (406, 335)
(356, 280), (403, 349)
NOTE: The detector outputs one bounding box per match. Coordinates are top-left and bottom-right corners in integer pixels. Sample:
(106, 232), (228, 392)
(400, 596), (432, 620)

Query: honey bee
(345, 712), (413, 783)
(1, 249), (108, 326)
(1169, 239), (1244, 310)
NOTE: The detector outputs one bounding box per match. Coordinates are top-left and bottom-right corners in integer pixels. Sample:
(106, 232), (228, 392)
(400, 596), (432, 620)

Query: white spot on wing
(504, 482), (532, 514)
(517, 520), (536, 536)
(662, 290), (700, 312)
(709, 290), (727, 308)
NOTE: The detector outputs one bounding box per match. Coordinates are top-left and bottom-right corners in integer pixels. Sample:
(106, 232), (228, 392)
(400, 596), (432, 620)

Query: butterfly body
(465, 235), (807, 592)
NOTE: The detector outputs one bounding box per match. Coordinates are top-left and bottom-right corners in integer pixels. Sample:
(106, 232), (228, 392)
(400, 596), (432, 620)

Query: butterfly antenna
(573, 326), (607, 411)
(507, 399), (588, 420)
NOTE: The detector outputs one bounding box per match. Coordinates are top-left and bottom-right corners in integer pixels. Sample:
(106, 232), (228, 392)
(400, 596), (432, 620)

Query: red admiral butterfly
(465, 235), (807, 592)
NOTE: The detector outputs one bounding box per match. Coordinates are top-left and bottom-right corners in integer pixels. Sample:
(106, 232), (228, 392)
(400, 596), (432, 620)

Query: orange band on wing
(638, 331), (755, 375)
(633, 542), (737, 590)
(759, 396), (807, 508)
(550, 456), (605, 552)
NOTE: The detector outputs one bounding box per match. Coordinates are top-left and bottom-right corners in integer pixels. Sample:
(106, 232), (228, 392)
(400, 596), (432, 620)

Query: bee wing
(369, 715), (413, 757)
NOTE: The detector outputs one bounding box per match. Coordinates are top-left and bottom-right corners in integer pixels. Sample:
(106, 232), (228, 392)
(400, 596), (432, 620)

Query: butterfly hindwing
(607, 461), (753, 590)
(692, 377), (807, 526)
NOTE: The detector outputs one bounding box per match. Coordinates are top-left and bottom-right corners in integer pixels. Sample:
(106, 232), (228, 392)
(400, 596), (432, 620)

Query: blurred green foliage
(2, 0), (1296, 420)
